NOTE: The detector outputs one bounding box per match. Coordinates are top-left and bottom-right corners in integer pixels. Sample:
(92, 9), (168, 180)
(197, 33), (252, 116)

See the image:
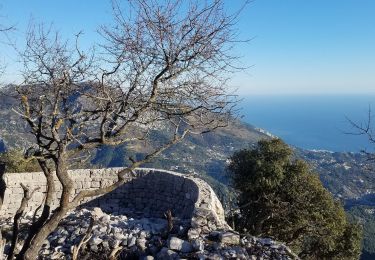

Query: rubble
(1, 208), (299, 259)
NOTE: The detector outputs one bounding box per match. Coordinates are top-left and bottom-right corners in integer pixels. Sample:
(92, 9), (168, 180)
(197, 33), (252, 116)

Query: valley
(1, 89), (374, 258)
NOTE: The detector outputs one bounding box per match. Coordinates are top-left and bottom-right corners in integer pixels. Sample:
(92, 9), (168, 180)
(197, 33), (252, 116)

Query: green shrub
(228, 139), (362, 259)
(0, 149), (40, 173)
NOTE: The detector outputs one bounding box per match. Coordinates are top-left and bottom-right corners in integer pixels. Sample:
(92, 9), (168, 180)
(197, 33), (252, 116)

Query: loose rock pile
(1, 208), (298, 259)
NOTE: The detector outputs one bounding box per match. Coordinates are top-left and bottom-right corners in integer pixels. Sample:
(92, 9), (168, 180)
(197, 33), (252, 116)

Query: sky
(0, 0), (374, 95)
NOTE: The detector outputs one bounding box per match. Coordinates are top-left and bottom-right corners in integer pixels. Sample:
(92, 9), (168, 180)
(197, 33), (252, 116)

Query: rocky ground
(1, 208), (298, 259)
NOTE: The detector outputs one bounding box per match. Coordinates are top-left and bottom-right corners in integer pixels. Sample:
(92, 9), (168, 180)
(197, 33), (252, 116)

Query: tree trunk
(22, 207), (70, 259)
(21, 147), (74, 260)
(8, 184), (37, 260)
(21, 214), (66, 260)
(0, 164), (6, 211)
(16, 162), (55, 259)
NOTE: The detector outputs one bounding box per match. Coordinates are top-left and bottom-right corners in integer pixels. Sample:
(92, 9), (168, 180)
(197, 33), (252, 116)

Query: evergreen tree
(228, 139), (362, 259)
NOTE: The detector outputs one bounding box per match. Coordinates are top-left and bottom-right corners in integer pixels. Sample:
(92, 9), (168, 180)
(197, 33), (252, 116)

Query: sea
(240, 94), (375, 152)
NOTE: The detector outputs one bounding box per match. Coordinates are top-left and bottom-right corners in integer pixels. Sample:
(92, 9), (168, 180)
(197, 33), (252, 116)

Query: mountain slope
(1, 88), (374, 258)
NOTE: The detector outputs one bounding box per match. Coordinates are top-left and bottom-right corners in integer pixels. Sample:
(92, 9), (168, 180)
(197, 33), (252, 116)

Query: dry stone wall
(1, 167), (300, 259)
(82, 169), (199, 219)
(0, 167), (229, 233)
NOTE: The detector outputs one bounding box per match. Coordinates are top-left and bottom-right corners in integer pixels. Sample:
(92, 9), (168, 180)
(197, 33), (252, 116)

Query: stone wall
(82, 169), (199, 219)
(0, 167), (229, 233)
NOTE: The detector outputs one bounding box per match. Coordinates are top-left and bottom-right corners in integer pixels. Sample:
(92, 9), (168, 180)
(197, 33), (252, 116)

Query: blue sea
(240, 94), (375, 152)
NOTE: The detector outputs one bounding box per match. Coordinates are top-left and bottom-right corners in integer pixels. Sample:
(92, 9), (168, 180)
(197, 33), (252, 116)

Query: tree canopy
(227, 139), (363, 259)
(1, 0), (244, 258)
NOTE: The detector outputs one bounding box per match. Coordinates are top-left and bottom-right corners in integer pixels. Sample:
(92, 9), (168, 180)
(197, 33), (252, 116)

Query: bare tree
(346, 108), (375, 194)
(9, 0), (243, 258)
(347, 107), (375, 161)
(0, 18), (14, 81)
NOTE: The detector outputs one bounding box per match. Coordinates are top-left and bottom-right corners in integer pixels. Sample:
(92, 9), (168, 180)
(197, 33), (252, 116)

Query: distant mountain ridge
(0, 85), (373, 200)
(1, 86), (374, 258)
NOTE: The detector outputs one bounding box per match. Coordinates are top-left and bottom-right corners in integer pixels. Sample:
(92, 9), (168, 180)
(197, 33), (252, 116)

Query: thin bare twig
(71, 217), (94, 260)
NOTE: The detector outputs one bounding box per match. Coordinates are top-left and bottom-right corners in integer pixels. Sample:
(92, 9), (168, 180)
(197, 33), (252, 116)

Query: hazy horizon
(240, 94), (375, 152)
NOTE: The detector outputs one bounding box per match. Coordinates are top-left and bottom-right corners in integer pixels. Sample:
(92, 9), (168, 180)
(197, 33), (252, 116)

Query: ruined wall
(82, 170), (199, 219)
(0, 167), (124, 218)
(0, 168), (229, 232)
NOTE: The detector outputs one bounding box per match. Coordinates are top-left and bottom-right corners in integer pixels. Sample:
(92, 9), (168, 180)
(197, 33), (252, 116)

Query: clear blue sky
(0, 0), (374, 95)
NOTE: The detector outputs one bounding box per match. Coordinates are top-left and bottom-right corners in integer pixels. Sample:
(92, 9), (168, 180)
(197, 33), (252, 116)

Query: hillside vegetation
(228, 139), (362, 259)
(1, 87), (375, 258)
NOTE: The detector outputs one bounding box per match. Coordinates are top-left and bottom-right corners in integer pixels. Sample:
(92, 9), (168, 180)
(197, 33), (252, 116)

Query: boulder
(192, 239), (204, 252)
(92, 207), (105, 219)
(127, 236), (137, 247)
(219, 231), (240, 245)
(187, 228), (201, 240)
(90, 236), (103, 246)
(137, 238), (147, 251)
(156, 247), (179, 260)
(167, 237), (192, 253)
